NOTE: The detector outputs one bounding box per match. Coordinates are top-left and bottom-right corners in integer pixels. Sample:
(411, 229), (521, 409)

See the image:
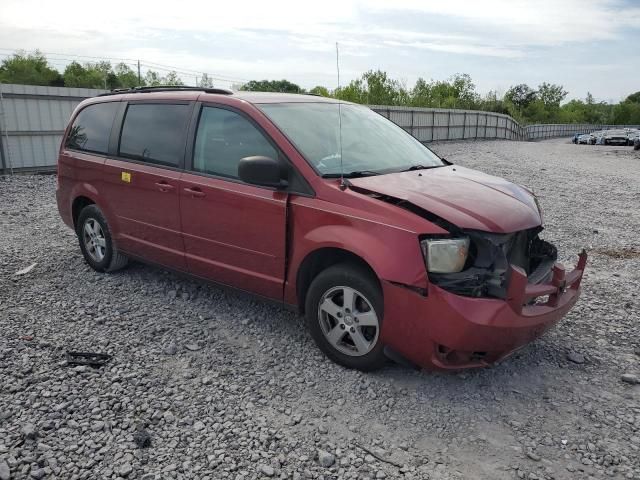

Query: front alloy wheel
(318, 286), (380, 357)
(305, 263), (386, 371)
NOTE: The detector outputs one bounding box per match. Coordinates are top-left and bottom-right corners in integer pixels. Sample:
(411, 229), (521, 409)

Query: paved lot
(1, 140), (639, 480)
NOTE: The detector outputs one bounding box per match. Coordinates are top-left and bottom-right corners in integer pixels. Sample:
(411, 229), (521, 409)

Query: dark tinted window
(193, 107), (277, 178)
(66, 102), (118, 154)
(119, 103), (191, 167)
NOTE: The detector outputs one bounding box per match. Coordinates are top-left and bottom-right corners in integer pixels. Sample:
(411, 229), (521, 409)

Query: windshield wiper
(400, 164), (444, 172)
(321, 170), (382, 178)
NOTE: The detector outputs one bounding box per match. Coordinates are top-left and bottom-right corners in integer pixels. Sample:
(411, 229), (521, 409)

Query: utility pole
(137, 60), (141, 86)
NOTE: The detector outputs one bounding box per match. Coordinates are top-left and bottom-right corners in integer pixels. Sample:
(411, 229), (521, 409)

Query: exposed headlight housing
(420, 237), (470, 273)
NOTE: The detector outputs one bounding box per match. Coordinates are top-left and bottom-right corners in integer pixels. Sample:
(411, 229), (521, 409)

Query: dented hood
(350, 166), (542, 233)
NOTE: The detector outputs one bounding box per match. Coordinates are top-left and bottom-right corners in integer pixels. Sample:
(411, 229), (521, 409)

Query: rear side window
(119, 103), (191, 167)
(193, 106), (277, 179)
(66, 102), (118, 154)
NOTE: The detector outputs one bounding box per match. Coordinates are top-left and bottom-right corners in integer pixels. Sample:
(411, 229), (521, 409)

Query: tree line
(0, 51), (203, 90)
(2, 51), (639, 125)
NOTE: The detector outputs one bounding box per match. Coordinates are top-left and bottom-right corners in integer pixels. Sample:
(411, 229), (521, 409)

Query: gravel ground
(1, 139), (639, 480)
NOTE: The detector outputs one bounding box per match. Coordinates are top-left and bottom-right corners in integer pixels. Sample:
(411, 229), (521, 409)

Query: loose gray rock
(0, 461), (10, 480)
(621, 373), (640, 384)
(317, 450), (335, 468)
(259, 464), (275, 477)
(91, 421), (104, 432)
(566, 351), (585, 364)
(29, 468), (45, 480)
(21, 423), (37, 440)
(118, 463), (133, 477)
(133, 428), (152, 448)
(193, 421), (205, 431)
(526, 450), (541, 462)
(163, 342), (178, 355)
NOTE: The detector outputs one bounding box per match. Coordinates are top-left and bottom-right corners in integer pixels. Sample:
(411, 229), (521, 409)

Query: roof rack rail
(98, 86), (234, 97)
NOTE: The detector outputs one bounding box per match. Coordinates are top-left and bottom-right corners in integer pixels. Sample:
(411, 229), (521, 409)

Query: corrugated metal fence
(370, 105), (526, 141)
(0, 84), (107, 173)
(1, 83), (638, 174)
(371, 106), (639, 142)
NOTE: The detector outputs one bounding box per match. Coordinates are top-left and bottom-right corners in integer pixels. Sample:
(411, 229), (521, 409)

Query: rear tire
(305, 263), (386, 371)
(76, 205), (128, 272)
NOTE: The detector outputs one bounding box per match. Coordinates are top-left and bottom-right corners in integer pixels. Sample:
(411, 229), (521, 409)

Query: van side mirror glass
(238, 156), (289, 189)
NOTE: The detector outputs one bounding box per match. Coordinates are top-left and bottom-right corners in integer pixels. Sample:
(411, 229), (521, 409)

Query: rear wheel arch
(72, 196), (96, 228)
(295, 247), (381, 314)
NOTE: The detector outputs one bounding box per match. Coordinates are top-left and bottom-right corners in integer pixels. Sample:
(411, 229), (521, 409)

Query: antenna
(336, 42), (346, 190)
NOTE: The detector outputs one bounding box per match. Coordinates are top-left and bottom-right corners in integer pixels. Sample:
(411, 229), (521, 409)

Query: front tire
(76, 205), (128, 272)
(305, 263), (386, 371)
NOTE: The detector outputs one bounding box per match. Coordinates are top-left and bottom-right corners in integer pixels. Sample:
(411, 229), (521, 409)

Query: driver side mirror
(238, 156), (289, 189)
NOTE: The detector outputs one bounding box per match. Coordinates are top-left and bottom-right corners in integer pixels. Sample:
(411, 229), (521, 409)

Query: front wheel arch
(296, 247), (380, 314)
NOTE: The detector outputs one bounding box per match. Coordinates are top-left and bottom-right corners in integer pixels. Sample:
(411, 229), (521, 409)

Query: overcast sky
(1, 0), (639, 102)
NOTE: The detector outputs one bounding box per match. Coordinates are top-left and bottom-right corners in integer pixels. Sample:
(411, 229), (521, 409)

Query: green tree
(163, 71), (184, 86)
(449, 73), (478, 108)
(625, 91), (640, 103)
(142, 70), (183, 87)
(504, 84), (537, 109)
(537, 82), (568, 107)
(309, 85), (330, 97)
(0, 50), (63, 86)
(334, 78), (365, 103)
(198, 73), (214, 88)
(334, 70), (407, 105)
(63, 61), (106, 88)
(240, 79), (303, 93)
(114, 63), (140, 88)
(144, 70), (162, 86)
(612, 101), (640, 124)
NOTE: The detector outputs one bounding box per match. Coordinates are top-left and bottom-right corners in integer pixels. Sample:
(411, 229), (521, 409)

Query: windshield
(258, 102), (444, 176)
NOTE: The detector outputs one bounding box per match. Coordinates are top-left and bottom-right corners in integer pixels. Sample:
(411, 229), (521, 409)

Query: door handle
(183, 187), (206, 198)
(155, 181), (175, 192)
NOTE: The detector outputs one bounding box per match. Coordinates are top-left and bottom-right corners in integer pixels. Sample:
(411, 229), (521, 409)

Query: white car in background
(577, 134), (595, 145)
(601, 129), (630, 146)
(626, 129), (640, 146)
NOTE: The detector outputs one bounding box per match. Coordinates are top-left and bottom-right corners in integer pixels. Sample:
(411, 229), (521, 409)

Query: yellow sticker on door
(121, 172), (131, 183)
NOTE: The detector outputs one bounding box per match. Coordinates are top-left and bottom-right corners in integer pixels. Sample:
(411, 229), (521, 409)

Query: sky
(1, 0), (639, 102)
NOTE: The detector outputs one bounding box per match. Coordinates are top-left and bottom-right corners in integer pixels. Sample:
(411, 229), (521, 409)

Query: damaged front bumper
(380, 249), (588, 370)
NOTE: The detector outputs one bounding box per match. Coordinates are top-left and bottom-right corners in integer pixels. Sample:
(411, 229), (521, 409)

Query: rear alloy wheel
(82, 218), (106, 263)
(76, 204), (128, 273)
(305, 263), (386, 371)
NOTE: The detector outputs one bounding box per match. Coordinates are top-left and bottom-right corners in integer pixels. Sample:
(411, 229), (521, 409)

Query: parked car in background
(626, 129), (640, 146)
(635, 137), (640, 151)
(56, 86), (587, 372)
(602, 129), (630, 146)
(577, 134), (595, 145)
(571, 133), (583, 144)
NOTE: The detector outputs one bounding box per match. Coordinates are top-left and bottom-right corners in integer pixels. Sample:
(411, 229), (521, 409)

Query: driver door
(178, 105), (288, 300)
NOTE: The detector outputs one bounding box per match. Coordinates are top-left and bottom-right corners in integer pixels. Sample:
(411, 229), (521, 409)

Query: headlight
(420, 237), (470, 273)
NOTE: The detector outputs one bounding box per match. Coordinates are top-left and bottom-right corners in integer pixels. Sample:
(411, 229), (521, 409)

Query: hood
(349, 166), (541, 233)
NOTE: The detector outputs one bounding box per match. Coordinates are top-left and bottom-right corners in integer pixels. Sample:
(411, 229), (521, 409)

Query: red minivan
(56, 87), (587, 371)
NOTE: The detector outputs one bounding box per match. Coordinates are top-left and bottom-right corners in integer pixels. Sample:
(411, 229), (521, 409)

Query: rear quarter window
(65, 102), (119, 154)
(118, 103), (191, 168)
